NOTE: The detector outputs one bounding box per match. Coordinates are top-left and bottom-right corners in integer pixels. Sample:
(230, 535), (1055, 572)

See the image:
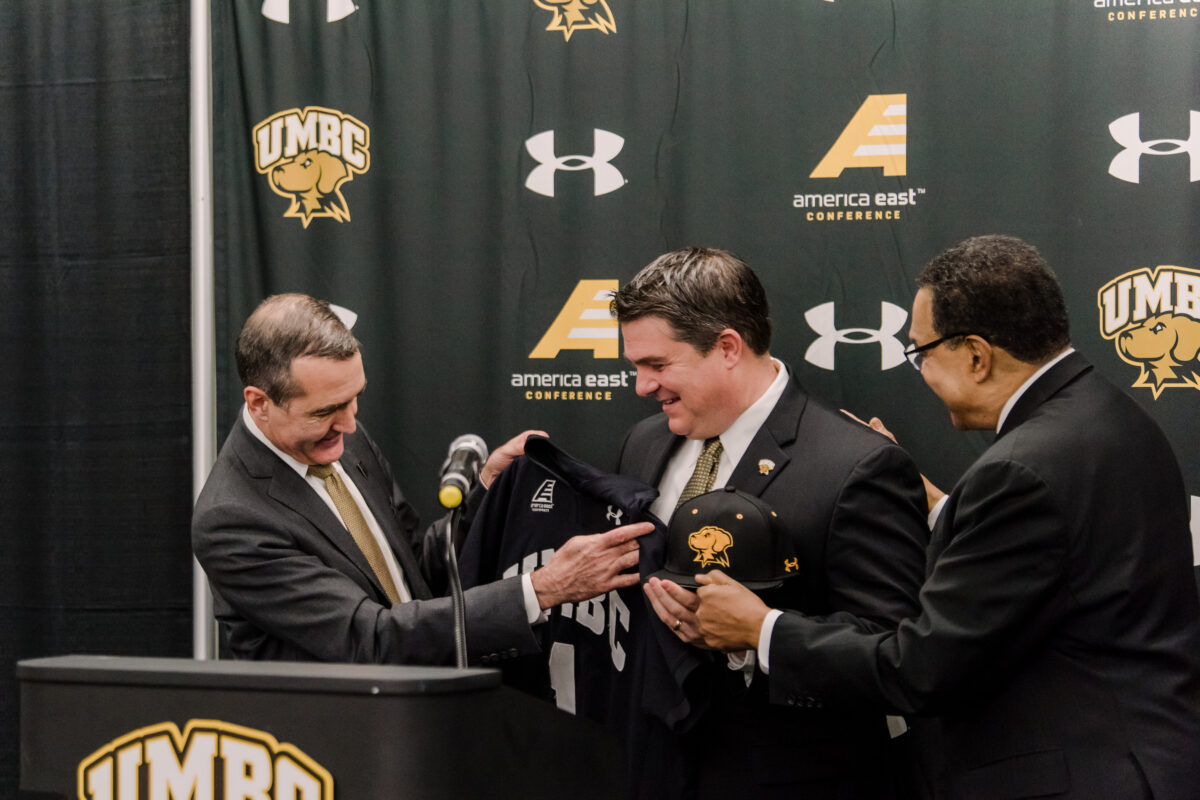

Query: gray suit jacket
(769, 353), (1200, 799)
(618, 370), (930, 794)
(192, 416), (538, 665)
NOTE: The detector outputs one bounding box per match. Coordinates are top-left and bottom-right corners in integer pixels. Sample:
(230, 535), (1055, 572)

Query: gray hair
(235, 293), (360, 405)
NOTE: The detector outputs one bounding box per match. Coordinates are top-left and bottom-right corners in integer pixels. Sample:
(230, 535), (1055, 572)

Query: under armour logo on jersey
(606, 505), (624, 526)
(1108, 112), (1200, 183)
(531, 479), (557, 512)
(804, 301), (908, 370)
(525, 129), (626, 197)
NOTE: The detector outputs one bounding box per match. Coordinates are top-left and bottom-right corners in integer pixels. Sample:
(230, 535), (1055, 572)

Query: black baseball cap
(652, 486), (799, 590)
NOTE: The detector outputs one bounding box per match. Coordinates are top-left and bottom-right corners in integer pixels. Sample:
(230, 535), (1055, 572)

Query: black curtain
(0, 1), (192, 795)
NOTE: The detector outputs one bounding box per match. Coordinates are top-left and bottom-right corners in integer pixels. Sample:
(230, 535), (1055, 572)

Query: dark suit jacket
(769, 353), (1200, 799)
(192, 416), (538, 665)
(617, 369), (930, 797)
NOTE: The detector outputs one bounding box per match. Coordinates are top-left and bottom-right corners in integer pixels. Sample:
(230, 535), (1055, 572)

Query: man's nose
(332, 401), (357, 433)
(634, 370), (657, 398)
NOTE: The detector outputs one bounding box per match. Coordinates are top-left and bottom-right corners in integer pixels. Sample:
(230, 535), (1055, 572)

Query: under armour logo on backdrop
(804, 301), (908, 371)
(261, 0), (357, 23)
(1108, 112), (1200, 183)
(525, 129), (626, 197)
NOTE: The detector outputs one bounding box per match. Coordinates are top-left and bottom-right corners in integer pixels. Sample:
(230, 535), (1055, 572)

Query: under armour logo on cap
(653, 486), (798, 591)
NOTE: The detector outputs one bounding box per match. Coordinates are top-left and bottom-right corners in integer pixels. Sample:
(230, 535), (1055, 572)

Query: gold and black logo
(253, 106), (370, 228)
(534, 0), (616, 41)
(688, 525), (733, 569)
(77, 718), (333, 799)
(1098, 266), (1200, 397)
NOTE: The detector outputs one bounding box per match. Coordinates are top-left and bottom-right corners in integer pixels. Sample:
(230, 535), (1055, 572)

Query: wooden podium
(18, 655), (625, 799)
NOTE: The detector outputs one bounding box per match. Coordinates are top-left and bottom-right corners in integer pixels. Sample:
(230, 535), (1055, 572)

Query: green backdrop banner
(213, 0), (1200, 566)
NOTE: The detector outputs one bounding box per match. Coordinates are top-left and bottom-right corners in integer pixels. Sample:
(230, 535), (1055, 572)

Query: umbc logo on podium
(1098, 266), (1200, 398)
(76, 719), (333, 800)
(253, 107), (371, 228)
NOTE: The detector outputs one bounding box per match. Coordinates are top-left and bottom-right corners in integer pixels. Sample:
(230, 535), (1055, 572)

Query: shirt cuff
(757, 608), (784, 674)
(521, 572), (548, 625)
(928, 494), (949, 529)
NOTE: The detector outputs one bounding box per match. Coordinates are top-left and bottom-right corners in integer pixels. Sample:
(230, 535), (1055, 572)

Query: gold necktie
(307, 463), (402, 604)
(677, 437), (723, 507)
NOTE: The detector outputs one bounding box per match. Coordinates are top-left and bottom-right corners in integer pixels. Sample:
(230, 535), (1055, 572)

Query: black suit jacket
(617, 369), (930, 796)
(192, 416), (538, 665)
(769, 353), (1200, 799)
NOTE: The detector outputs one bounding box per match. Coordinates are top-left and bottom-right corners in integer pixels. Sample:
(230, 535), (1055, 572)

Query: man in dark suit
(694, 235), (1200, 799)
(610, 248), (931, 798)
(193, 293), (650, 665)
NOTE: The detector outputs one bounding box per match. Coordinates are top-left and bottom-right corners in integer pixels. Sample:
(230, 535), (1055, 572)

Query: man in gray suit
(193, 293), (650, 665)
(695, 235), (1200, 799)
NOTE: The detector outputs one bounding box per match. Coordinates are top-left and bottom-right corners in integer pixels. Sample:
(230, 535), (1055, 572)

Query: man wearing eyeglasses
(693, 235), (1200, 799)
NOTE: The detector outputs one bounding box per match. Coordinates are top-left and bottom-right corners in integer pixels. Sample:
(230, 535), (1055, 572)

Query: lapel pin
(758, 459), (775, 476)
(356, 462), (368, 479)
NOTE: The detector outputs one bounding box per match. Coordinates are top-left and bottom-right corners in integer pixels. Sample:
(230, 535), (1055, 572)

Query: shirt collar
(995, 347), (1074, 433)
(242, 403), (313, 479)
(717, 358), (788, 467)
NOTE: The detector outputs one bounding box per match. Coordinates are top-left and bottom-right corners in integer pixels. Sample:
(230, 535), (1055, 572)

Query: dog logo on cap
(689, 525), (734, 569)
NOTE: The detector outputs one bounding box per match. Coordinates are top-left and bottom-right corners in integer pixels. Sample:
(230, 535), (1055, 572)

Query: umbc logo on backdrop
(253, 107), (370, 228)
(533, 0), (617, 40)
(515, 279), (632, 402)
(1098, 266), (1200, 397)
(77, 719), (333, 799)
(794, 94), (927, 222)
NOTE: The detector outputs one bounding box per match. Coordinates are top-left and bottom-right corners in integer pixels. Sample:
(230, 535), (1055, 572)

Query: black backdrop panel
(0, 1), (192, 796)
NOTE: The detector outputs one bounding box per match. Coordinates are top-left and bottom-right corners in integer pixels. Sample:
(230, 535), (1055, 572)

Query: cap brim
(649, 567), (783, 591)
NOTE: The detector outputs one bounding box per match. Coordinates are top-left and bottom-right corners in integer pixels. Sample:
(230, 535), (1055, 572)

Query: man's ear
(715, 328), (745, 366)
(964, 336), (993, 383)
(244, 385), (271, 419)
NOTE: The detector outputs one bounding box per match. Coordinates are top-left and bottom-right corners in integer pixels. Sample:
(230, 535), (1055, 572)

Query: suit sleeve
(822, 442), (929, 629)
(769, 458), (1069, 714)
(192, 456), (539, 666)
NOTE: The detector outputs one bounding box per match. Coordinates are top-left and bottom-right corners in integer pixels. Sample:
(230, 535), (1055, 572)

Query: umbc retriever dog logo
(534, 0), (616, 41)
(689, 525), (733, 569)
(1098, 266), (1200, 398)
(253, 106), (370, 228)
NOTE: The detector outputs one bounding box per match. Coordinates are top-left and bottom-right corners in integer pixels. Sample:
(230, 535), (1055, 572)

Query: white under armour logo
(1108, 112), (1200, 183)
(261, 0), (357, 24)
(525, 129), (626, 197)
(606, 505), (624, 526)
(804, 301), (908, 371)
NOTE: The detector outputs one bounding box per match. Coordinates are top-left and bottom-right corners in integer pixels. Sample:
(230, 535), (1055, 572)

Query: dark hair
(917, 235), (1070, 363)
(610, 247), (772, 355)
(235, 293), (360, 405)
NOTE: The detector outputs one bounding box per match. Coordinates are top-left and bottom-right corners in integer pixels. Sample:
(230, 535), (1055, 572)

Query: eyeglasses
(903, 333), (972, 371)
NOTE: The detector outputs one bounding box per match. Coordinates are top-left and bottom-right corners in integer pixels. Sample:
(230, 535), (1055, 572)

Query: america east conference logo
(77, 719), (333, 800)
(1098, 265), (1200, 397)
(253, 107), (371, 228)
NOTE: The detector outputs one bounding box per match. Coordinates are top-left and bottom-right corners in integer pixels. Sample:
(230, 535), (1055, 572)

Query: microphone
(438, 434), (489, 509)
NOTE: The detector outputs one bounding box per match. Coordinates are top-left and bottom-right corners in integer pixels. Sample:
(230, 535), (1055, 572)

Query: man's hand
(643, 576), (708, 647)
(480, 430), (548, 489)
(695, 570), (770, 652)
(531, 522), (652, 609)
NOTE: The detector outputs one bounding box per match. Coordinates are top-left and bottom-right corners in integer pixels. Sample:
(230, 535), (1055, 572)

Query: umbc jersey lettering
(458, 435), (703, 793)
